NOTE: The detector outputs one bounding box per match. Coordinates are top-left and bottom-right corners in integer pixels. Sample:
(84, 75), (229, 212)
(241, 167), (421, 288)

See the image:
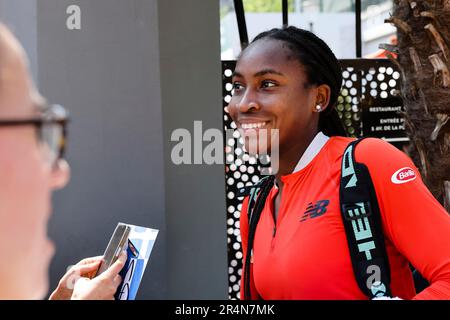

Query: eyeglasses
(0, 104), (69, 168)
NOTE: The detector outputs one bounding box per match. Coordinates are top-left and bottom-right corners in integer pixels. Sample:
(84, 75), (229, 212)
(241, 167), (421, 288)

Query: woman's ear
(315, 84), (331, 112)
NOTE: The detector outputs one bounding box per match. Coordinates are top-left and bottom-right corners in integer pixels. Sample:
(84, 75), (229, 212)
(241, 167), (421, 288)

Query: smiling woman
(228, 25), (450, 300)
(228, 27), (346, 177)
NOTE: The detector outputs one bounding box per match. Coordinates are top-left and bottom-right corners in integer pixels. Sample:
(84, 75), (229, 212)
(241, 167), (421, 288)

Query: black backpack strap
(340, 138), (392, 298)
(237, 175), (272, 222)
(242, 175), (275, 300)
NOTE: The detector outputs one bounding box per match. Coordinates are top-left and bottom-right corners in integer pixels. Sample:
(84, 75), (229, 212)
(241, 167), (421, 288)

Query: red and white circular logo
(391, 167), (416, 184)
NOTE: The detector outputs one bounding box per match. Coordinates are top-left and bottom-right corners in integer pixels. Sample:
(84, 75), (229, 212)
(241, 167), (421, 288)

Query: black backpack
(238, 138), (427, 300)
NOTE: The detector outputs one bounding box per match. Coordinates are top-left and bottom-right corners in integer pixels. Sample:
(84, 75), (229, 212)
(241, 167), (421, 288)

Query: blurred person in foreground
(0, 22), (125, 300)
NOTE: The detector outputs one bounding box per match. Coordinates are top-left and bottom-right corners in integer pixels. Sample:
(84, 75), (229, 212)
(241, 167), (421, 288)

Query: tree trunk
(388, 0), (450, 211)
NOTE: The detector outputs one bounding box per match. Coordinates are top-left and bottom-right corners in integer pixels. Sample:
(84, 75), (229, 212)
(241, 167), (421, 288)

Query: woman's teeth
(241, 122), (267, 129)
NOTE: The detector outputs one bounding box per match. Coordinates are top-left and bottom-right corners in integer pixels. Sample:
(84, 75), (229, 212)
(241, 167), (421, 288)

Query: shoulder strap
(237, 175), (273, 224)
(340, 138), (392, 298)
(241, 175), (274, 300)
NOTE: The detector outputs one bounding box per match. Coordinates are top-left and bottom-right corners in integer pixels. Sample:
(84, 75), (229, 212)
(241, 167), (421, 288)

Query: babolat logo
(344, 202), (388, 296)
(342, 145), (357, 188)
(300, 200), (329, 222)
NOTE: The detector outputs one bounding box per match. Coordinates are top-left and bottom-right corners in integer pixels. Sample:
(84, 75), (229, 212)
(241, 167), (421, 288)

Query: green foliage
(244, 0), (295, 13)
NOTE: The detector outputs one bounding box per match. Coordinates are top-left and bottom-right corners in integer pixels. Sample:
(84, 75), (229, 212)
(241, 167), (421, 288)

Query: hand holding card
(71, 251), (127, 300)
(95, 223), (159, 300)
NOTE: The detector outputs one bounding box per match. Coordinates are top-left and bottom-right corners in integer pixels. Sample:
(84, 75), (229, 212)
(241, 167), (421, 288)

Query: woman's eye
(232, 82), (244, 93)
(261, 80), (277, 88)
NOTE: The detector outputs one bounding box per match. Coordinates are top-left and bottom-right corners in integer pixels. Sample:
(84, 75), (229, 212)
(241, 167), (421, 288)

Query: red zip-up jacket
(240, 136), (450, 299)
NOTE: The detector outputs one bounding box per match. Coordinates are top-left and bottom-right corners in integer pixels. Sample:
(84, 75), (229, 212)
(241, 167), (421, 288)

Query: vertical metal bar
(233, 0), (249, 50)
(355, 0), (362, 57)
(282, 0), (289, 26)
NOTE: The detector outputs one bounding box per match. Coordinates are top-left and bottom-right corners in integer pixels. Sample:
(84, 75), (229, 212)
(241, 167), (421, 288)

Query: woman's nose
(236, 90), (261, 113)
(50, 159), (71, 190)
(238, 101), (261, 113)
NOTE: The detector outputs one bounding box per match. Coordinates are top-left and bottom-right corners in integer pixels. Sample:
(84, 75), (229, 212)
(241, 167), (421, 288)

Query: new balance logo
(300, 200), (330, 222)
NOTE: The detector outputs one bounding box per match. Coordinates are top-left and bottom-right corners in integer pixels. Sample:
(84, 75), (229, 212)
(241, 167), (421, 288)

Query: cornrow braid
(251, 26), (347, 137)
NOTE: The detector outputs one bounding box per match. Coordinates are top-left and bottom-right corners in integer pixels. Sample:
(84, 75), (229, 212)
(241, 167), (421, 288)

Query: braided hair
(251, 26), (347, 137)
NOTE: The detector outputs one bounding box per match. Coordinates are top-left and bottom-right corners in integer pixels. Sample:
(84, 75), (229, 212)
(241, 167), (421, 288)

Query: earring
(315, 104), (322, 112)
